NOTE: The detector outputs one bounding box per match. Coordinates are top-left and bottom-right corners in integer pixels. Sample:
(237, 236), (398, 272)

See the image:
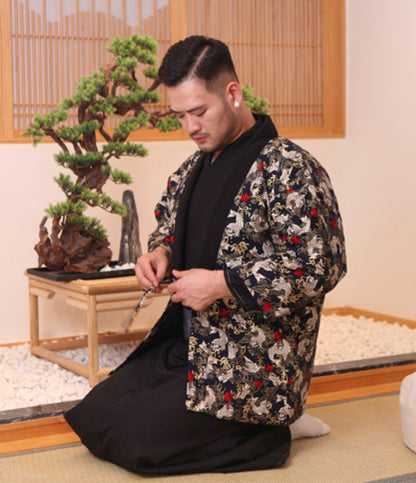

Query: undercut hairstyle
(158, 36), (239, 90)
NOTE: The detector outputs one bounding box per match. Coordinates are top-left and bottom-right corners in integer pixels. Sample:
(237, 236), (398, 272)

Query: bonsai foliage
(25, 35), (178, 273)
(242, 84), (269, 115)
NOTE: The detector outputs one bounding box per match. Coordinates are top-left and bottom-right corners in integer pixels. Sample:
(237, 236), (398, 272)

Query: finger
(135, 259), (158, 289)
(172, 269), (187, 279)
(167, 281), (176, 295)
(155, 263), (170, 285)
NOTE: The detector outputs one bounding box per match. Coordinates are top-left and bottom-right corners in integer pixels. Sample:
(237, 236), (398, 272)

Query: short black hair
(158, 35), (238, 88)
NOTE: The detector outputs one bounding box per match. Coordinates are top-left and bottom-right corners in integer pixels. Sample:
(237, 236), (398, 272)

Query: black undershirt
(183, 114), (277, 309)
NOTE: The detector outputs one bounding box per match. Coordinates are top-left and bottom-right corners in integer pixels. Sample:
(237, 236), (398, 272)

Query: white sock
(289, 413), (330, 440)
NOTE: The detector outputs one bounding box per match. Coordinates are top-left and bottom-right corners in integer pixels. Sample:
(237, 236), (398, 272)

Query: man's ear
(226, 81), (243, 107)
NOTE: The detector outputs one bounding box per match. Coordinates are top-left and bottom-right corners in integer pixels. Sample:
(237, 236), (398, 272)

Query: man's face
(167, 78), (238, 159)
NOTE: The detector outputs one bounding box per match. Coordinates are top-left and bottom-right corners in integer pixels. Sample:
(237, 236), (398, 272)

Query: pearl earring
(234, 101), (240, 108)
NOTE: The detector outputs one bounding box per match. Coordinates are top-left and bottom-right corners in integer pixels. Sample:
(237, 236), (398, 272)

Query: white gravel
(1, 314), (415, 411)
(315, 314), (416, 364)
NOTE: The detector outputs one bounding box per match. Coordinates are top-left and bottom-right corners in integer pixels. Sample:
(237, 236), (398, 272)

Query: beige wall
(1, 0), (415, 344)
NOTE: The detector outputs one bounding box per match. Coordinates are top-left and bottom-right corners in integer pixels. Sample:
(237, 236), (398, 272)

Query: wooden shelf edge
(0, 415), (80, 455)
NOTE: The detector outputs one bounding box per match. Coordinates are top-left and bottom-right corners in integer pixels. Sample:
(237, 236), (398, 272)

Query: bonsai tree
(25, 35), (179, 273)
(25, 33), (269, 274)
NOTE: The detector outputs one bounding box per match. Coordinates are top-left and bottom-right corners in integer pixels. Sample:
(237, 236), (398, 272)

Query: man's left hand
(169, 269), (233, 311)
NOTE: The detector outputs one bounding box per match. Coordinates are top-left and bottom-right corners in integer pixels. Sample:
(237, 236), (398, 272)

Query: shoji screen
(0, 0), (344, 141)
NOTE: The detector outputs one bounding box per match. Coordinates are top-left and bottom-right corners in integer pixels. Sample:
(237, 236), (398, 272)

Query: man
(65, 36), (346, 475)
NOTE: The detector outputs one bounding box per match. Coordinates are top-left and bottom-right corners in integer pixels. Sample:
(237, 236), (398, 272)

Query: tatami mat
(0, 393), (414, 482)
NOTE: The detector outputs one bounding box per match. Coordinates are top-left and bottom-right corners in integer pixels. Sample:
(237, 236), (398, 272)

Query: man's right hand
(134, 246), (172, 292)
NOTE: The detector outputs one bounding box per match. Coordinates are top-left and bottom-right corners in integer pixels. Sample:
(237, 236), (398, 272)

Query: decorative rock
(118, 190), (142, 265)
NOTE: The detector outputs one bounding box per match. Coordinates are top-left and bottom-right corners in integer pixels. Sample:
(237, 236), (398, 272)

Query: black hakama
(65, 336), (290, 475)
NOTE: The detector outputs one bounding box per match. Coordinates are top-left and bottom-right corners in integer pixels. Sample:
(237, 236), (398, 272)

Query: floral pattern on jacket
(140, 137), (346, 426)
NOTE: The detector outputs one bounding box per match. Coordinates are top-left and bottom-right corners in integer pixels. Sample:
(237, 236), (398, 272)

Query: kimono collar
(172, 115), (277, 270)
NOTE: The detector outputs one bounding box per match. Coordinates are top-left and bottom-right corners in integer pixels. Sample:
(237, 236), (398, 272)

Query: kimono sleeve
(230, 150), (347, 319)
(147, 154), (197, 255)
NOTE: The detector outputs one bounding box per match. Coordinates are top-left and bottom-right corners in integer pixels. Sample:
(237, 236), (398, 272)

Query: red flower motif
(310, 207), (318, 217)
(241, 193), (251, 202)
(330, 219), (338, 229)
(287, 376), (293, 385)
(274, 330), (282, 340)
(154, 210), (161, 218)
(294, 340), (298, 350)
(294, 268), (304, 277)
(165, 235), (174, 244)
(281, 234), (287, 242)
(265, 364), (274, 373)
(258, 162), (264, 171)
(254, 379), (263, 389)
(187, 371), (194, 382)
(286, 188), (295, 194)
(167, 180), (171, 188)
(224, 391), (233, 403)
(291, 235), (299, 245)
(219, 308), (229, 318)
(262, 301), (272, 312)
(306, 369), (311, 379)
(316, 168), (322, 175)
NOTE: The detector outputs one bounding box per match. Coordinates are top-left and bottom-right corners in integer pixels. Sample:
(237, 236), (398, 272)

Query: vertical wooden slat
(0, 0), (13, 138)
(97, 12), (102, 68)
(117, 3), (121, 37)
(59, 0), (64, 104)
(20, 1), (26, 129)
(321, 0), (344, 135)
(75, 1), (81, 89)
(90, 0), (95, 72)
(86, 11), (91, 79)
(64, 15), (69, 99)
(122, 0), (127, 38)
(13, 0), (21, 131)
(53, 20), (59, 107)
(311, 0), (316, 125)
(80, 12), (85, 77)
(37, 13), (42, 112)
(169, 0), (188, 44)
(299, 0), (303, 124)
(24, 0), (32, 127)
(137, 0), (142, 34)
(31, 10), (37, 118)
(106, 0), (111, 63)
(69, 8), (75, 125)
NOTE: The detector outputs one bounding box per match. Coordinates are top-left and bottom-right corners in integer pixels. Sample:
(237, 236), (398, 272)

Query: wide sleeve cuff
(224, 268), (258, 311)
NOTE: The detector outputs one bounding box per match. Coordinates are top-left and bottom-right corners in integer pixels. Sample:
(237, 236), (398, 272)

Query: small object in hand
(123, 285), (155, 331)
(123, 278), (173, 332)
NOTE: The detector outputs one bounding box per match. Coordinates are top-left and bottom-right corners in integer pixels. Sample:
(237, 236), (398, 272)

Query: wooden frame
(0, 0), (345, 142)
(25, 271), (168, 387)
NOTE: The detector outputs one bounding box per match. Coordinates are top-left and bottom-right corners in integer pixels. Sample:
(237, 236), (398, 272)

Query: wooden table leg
(87, 295), (99, 387)
(29, 288), (39, 354)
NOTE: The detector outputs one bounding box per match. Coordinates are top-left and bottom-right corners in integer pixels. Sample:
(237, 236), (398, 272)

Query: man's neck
(211, 110), (256, 162)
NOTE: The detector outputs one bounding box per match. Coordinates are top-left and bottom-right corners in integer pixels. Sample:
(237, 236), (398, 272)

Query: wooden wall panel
(0, 0), (344, 142)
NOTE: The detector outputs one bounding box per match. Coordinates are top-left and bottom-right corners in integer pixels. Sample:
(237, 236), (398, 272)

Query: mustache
(191, 132), (209, 138)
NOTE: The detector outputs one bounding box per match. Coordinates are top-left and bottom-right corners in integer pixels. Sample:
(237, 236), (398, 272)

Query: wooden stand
(25, 272), (164, 387)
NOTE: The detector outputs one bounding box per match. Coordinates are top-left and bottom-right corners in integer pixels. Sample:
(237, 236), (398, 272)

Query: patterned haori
(121, 132), (347, 427)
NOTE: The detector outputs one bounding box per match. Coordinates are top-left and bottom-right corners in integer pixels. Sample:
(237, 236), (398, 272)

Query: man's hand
(168, 269), (233, 311)
(135, 247), (171, 292)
